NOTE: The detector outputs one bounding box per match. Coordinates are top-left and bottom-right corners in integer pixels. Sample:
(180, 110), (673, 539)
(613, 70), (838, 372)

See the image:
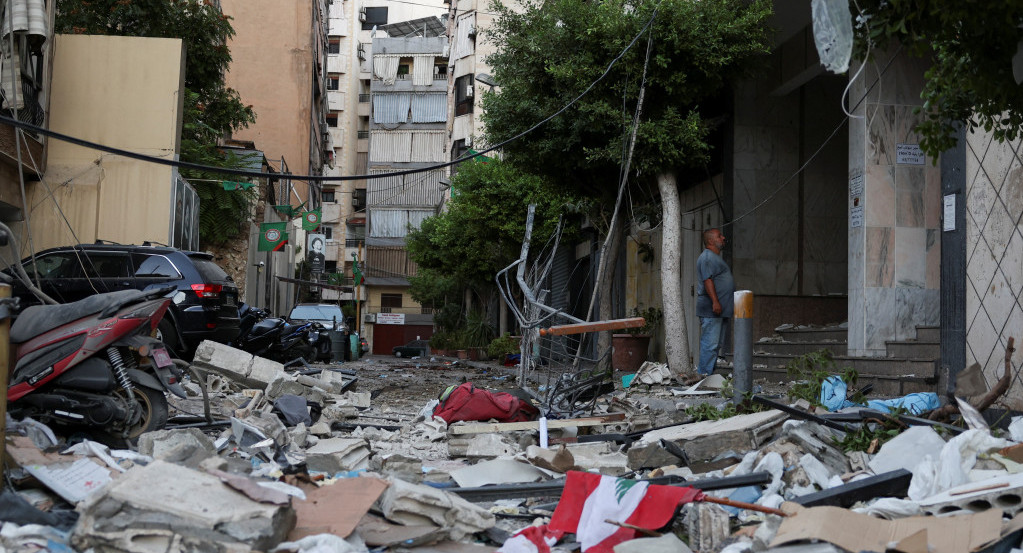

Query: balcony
(373, 306), (434, 315)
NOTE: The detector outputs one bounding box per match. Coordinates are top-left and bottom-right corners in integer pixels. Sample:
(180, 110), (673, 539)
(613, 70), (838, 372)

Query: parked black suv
(7, 243), (241, 357)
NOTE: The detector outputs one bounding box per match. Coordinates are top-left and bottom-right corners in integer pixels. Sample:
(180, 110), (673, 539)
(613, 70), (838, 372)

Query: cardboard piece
(289, 476), (389, 540)
(5, 436), (113, 504)
(771, 503), (1003, 553)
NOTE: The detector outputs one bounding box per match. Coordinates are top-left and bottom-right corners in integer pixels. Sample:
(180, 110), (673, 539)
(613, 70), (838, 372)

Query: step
(721, 365), (937, 397)
(724, 352), (938, 379)
(775, 326), (848, 342)
(885, 341), (940, 359)
(753, 340), (847, 357)
(915, 326), (940, 342)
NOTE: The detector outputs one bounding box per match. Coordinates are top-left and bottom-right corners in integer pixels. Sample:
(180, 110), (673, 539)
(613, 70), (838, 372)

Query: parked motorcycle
(232, 304), (331, 363)
(7, 286), (186, 442)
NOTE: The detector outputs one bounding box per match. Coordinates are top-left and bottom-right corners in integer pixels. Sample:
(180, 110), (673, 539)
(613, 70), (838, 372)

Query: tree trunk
(658, 171), (694, 377)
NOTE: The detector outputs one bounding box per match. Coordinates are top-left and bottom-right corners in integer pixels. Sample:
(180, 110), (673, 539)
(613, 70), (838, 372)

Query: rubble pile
(5, 339), (1023, 553)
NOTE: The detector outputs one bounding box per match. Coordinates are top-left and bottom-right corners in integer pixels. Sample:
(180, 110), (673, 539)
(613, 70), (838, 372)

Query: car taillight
(191, 284), (222, 298)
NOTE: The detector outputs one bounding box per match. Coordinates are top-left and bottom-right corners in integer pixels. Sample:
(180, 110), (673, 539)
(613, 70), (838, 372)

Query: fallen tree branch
(928, 337), (1015, 421)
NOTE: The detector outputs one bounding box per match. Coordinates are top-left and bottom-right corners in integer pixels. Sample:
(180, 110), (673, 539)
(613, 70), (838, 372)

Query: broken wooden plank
(447, 413), (626, 435)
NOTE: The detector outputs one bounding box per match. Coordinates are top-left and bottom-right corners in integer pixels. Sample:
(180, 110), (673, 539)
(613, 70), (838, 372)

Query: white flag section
(576, 477), (649, 550)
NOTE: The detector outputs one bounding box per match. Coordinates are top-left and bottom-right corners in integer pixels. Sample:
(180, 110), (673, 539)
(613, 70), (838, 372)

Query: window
(450, 139), (470, 178)
(324, 226), (334, 240)
(325, 260), (338, 273)
(454, 74), (474, 116)
(397, 63), (410, 77)
(380, 293), (402, 312)
(361, 7), (388, 30)
(322, 190), (336, 203)
(435, 64), (448, 79)
(133, 254), (182, 279)
(24, 253), (78, 280)
(327, 76), (340, 90)
(326, 114), (338, 127)
(353, 188), (366, 209)
(328, 40), (341, 54)
(82, 252), (131, 278)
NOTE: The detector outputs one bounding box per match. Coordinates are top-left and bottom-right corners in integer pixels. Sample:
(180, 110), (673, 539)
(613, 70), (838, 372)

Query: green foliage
(853, 0), (1023, 158)
(624, 306), (663, 336)
(483, 0), (772, 197)
(462, 309), (495, 348)
(407, 271), (463, 331)
(487, 332), (520, 359)
(684, 398), (764, 422)
(786, 350), (860, 407)
(429, 330), (459, 350)
(57, 0), (257, 245)
(406, 158), (578, 291)
(833, 421), (902, 453)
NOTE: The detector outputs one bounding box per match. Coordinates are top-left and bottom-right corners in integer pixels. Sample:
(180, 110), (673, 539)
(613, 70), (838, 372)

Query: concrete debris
(72, 460), (295, 552)
(15, 348), (1023, 553)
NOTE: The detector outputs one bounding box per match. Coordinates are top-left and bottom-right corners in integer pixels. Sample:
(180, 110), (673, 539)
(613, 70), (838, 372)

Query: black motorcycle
(231, 304), (331, 363)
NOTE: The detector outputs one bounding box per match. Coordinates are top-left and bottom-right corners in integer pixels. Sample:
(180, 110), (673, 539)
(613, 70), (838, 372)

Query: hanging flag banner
(222, 181), (256, 191)
(302, 210), (322, 231)
(258, 222), (289, 251)
(352, 254), (365, 286)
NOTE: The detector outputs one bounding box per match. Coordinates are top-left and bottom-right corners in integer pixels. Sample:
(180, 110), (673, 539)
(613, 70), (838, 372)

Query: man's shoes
(716, 356), (728, 366)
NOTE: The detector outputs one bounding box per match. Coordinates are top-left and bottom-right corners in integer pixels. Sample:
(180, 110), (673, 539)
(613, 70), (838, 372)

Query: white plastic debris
(908, 429), (1011, 501)
(811, 0), (854, 73)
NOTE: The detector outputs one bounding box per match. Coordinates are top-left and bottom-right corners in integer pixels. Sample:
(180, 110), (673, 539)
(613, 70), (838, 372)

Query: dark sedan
(393, 339), (430, 358)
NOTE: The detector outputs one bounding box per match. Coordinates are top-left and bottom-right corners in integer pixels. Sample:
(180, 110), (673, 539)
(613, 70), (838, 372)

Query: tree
(853, 1), (1023, 158)
(406, 158), (577, 329)
(56, 0), (256, 245)
(483, 0), (771, 376)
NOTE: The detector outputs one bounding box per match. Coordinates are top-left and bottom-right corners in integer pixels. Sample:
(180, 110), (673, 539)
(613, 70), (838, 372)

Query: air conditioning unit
(364, 313), (376, 323)
(359, 7), (366, 21)
(465, 135), (473, 148)
(465, 83), (474, 97)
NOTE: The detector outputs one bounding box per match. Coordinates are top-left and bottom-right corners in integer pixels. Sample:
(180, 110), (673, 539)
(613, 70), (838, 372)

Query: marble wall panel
(966, 171), (996, 236)
(849, 225), (865, 290)
(967, 238), (998, 306)
(967, 307), (999, 372)
(847, 286), (863, 356)
(865, 227), (894, 287)
(864, 287), (897, 353)
(755, 215), (798, 262)
(866, 105), (897, 166)
(895, 227), (926, 288)
(731, 214), (756, 260)
(1005, 166), (1023, 219)
(757, 172), (800, 209)
(896, 166), (926, 228)
(974, 135), (1021, 196)
(983, 268), (1015, 337)
(733, 125), (757, 170)
(926, 229), (940, 289)
(965, 276), (981, 334)
(732, 258), (755, 292)
(984, 203), (1017, 255)
(894, 105), (924, 145)
(802, 261), (847, 296)
(865, 164), (896, 227)
(803, 173), (846, 216)
(733, 169), (757, 214)
(754, 259), (798, 295)
(1002, 230), (1023, 298)
(804, 216), (848, 263)
(850, 117), (866, 171)
(895, 288), (939, 341)
(893, 54), (928, 105)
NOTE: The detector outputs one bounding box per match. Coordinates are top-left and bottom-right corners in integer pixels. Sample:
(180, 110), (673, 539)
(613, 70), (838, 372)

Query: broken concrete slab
(777, 421), (849, 477)
(627, 410), (787, 469)
(137, 428), (217, 468)
(304, 437), (371, 473)
(375, 477), (495, 540)
(448, 433), (519, 459)
(194, 340), (285, 388)
(613, 532), (693, 553)
(564, 442), (629, 476)
(72, 460), (295, 552)
(682, 501), (730, 553)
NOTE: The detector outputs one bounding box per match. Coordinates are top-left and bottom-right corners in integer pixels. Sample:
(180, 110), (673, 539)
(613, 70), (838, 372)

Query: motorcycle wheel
(112, 386), (169, 439)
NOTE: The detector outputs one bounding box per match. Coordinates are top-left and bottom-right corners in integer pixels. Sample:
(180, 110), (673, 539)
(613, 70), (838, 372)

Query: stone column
(848, 48), (941, 356)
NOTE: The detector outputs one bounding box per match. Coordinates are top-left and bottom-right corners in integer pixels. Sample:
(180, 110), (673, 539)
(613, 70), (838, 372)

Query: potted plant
(612, 307), (662, 372)
(487, 333), (521, 365)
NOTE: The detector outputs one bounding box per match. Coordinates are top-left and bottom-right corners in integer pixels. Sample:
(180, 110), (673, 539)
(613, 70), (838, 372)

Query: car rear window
(189, 256), (231, 283)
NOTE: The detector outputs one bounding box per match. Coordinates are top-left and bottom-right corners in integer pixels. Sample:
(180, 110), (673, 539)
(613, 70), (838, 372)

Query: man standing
(696, 228), (734, 376)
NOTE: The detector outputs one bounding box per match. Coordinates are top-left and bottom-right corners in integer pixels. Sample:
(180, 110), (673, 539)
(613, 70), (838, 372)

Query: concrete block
(376, 454), (423, 484)
(566, 442), (629, 476)
(337, 391), (371, 409)
(448, 433), (518, 459)
(304, 437), (370, 473)
(628, 410), (787, 469)
(779, 421), (849, 476)
(321, 404), (358, 421)
(137, 428), (217, 468)
(919, 472), (1023, 517)
(308, 421), (332, 436)
(236, 413), (290, 448)
(613, 533), (693, 553)
(265, 374), (309, 400)
(193, 340), (253, 381)
(376, 477), (495, 540)
(248, 356), (285, 387)
(682, 502), (730, 553)
(71, 460), (295, 552)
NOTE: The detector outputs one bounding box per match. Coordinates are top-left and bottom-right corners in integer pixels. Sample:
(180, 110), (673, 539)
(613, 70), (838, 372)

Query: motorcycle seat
(11, 289), (147, 344)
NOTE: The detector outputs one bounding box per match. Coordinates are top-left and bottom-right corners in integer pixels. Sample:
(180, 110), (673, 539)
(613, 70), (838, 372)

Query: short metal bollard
(732, 290), (754, 404)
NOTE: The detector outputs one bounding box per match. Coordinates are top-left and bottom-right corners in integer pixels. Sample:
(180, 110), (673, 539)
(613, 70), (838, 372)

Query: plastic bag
(811, 0), (854, 74)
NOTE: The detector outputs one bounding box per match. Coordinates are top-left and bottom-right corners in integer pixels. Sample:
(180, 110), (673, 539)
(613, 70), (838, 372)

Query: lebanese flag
(497, 526), (565, 553)
(549, 471), (703, 553)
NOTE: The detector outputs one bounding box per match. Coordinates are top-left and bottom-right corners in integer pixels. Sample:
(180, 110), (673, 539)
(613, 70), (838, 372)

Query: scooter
(7, 286), (186, 442)
(232, 304), (328, 363)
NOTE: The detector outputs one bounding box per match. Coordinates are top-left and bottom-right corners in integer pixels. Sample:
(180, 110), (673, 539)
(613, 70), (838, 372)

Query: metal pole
(732, 290), (753, 403)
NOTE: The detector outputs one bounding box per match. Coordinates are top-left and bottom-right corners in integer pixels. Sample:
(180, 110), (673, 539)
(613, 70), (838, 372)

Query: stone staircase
(723, 324), (941, 397)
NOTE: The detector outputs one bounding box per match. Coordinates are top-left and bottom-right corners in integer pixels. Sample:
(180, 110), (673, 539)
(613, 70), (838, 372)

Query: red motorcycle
(7, 286), (187, 442)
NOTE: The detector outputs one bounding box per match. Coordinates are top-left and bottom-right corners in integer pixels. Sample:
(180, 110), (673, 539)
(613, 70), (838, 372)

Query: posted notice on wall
(850, 174), (864, 228)
(376, 313), (406, 325)
(896, 143), (926, 165)
(851, 205), (864, 228)
(943, 194), (956, 231)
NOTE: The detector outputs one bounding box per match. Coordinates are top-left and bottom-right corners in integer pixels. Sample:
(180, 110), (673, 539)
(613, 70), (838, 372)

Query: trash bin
(329, 330), (346, 363)
(350, 332), (360, 361)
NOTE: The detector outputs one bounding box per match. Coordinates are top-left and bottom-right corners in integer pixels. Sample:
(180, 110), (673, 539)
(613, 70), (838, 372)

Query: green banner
(258, 222), (288, 251)
(352, 255), (364, 286)
(302, 210), (322, 231)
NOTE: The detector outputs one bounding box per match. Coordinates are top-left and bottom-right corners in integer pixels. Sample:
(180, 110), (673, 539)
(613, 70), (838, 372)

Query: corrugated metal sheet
(411, 131), (446, 162)
(369, 131), (412, 162)
(368, 169), (445, 207)
(366, 245), (418, 278)
(373, 54), (401, 84)
(453, 13), (475, 59)
(411, 93), (447, 122)
(3, 0), (47, 37)
(370, 209), (408, 237)
(412, 55), (435, 86)
(373, 93), (411, 124)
